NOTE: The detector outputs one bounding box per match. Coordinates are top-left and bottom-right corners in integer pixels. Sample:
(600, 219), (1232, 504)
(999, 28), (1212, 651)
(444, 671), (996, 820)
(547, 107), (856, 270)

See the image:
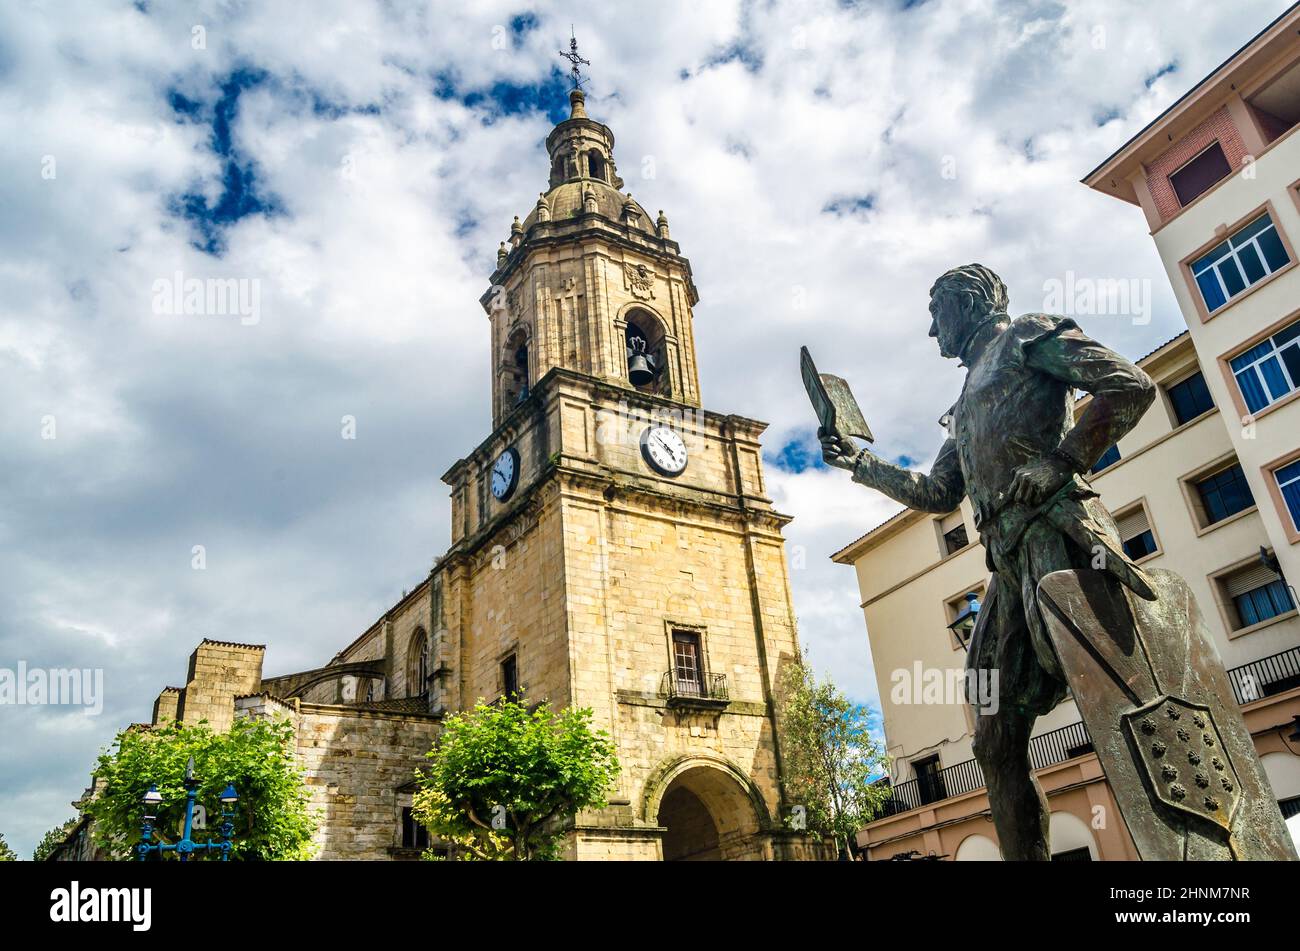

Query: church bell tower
(431, 47), (818, 860)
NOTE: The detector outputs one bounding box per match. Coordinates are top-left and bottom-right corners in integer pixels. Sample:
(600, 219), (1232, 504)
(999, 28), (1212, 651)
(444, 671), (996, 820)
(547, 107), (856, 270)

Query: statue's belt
(981, 482), (1157, 602)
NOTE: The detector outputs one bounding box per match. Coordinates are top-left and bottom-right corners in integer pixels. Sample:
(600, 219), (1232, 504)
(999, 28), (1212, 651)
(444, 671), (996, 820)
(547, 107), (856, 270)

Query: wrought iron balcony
(880, 720), (1094, 817)
(661, 670), (729, 709)
(1225, 646), (1300, 705)
(874, 647), (1300, 820)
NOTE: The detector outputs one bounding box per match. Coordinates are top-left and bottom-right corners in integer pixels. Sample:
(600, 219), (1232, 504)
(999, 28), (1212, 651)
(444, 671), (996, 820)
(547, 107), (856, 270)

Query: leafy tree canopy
(413, 700), (619, 861)
(32, 818), (79, 862)
(85, 716), (316, 860)
(779, 654), (891, 859)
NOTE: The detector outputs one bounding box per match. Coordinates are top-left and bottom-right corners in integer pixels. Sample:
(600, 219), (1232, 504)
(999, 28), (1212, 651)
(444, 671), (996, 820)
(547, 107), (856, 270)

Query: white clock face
(641, 426), (688, 476)
(491, 448), (519, 500)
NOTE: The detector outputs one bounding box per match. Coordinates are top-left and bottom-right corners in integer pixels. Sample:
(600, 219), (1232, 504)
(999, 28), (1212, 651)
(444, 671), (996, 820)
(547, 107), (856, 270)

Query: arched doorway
(659, 785), (720, 860)
(650, 759), (767, 861)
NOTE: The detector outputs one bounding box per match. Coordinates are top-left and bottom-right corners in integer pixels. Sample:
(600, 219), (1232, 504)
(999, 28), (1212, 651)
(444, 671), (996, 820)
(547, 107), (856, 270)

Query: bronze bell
(628, 352), (655, 385)
(627, 336), (657, 385)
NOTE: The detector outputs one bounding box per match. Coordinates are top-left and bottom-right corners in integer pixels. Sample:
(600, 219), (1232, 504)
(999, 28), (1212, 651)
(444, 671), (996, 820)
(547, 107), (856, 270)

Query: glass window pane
(1273, 322), (1300, 346)
(1257, 226), (1290, 271)
(1196, 271), (1227, 311)
(1237, 242), (1266, 284)
(1193, 241), (1231, 272)
(1236, 592), (1260, 627)
(1260, 355), (1292, 401)
(1281, 479), (1300, 531)
(1234, 369), (1270, 413)
(1219, 259), (1247, 297)
(1231, 341), (1275, 371)
(1230, 215), (1272, 245)
(1280, 346), (1300, 393)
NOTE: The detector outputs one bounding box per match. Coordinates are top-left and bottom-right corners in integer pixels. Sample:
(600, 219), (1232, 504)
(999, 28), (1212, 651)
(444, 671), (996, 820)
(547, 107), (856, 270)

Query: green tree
(84, 716), (317, 860)
(413, 699), (619, 861)
(778, 654), (890, 859)
(32, 818), (79, 862)
(0, 834), (17, 861)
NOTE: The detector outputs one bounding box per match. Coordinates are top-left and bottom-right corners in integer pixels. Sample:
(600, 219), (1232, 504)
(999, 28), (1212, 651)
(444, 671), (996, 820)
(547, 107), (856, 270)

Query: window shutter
(1224, 563), (1282, 599)
(940, 510), (963, 534)
(1115, 507), (1150, 542)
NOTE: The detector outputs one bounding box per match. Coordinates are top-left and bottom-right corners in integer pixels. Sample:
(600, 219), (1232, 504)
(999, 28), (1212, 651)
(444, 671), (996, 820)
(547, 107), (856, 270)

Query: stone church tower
(428, 86), (815, 859)
(109, 84), (820, 863)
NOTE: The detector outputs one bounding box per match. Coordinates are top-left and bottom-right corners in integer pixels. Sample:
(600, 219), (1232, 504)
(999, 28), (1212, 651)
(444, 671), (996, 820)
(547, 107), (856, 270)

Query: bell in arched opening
(626, 330), (658, 386)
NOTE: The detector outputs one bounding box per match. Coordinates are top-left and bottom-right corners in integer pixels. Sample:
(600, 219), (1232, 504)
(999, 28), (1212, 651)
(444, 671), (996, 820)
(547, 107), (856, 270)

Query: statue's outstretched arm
(845, 436), (966, 514)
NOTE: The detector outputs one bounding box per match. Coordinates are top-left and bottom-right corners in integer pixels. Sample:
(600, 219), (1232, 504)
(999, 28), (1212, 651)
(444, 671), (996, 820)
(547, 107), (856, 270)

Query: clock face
(640, 426), (688, 476)
(490, 447), (520, 500)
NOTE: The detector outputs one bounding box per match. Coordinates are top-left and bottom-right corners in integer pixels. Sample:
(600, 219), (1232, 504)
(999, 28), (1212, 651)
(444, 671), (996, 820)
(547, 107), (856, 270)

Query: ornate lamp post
(136, 756), (239, 861)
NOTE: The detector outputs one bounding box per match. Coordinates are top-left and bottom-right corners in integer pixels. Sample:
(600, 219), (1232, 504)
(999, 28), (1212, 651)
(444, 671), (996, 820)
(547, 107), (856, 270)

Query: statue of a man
(821, 264), (1157, 860)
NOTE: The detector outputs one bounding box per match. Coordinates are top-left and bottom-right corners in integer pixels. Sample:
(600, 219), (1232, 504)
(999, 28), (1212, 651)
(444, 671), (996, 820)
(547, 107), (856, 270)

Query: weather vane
(559, 27), (590, 90)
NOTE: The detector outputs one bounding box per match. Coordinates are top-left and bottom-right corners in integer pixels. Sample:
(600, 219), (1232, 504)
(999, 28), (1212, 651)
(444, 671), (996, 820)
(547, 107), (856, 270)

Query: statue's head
(928, 264), (1009, 362)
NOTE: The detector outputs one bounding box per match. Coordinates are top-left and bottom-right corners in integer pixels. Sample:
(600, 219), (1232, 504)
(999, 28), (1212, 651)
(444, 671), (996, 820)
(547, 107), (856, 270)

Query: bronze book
(800, 346), (873, 444)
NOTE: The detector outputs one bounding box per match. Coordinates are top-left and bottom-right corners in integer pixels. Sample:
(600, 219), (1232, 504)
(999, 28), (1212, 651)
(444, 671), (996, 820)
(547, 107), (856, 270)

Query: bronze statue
(820, 264), (1296, 860)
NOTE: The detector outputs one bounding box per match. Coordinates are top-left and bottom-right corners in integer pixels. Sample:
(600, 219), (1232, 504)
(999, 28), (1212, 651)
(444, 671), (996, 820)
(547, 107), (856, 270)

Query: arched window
(625, 311), (666, 393)
(502, 330), (530, 409)
(408, 628), (428, 698)
(587, 149), (607, 182)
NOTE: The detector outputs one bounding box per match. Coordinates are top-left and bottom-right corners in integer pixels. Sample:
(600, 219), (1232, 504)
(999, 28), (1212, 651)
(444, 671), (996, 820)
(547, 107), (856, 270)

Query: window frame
(1179, 453), (1259, 535)
(1112, 498), (1162, 565)
(1164, 369), (1216, 427)
(1217, 306), (1300, 424)
(1264, 447), (1300, 544)
(1179, 201), (1296, 323)
(1207, 550), (1298, 639)
(500, 651), (519, 701)
(1168, 140), (1232, 208)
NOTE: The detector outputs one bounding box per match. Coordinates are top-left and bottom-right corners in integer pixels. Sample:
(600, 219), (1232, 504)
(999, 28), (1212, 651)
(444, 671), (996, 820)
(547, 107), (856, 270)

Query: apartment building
(832, 6), (1300, 859)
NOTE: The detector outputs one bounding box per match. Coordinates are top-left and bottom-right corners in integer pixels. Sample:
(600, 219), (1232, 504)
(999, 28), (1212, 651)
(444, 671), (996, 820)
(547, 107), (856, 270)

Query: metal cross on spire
(559, 27), (590, 90)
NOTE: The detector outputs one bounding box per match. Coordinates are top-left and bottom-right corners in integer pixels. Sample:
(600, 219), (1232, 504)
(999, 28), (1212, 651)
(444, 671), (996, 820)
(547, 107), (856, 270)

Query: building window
(1090, 444), (1121, 474)
(501, 653), (519, 700)
(401, 807), (429, 850)
(671, 630), (703, 697)
(1195, 463), (1255, 525)
(1168, 141), (1231, 207)
(1191, 213), (1290, 313)
(1115, 505), (1157, 561)
(1221, 562), (1294, 630)
(407, 629), (428, 698)
(1229, 319), (1300, 414)
(587, 149), (606, 182)
(912, 755), (946, 805)
(1275, 459), (1300, 532)
(939, 510), (968, 555)
(1166, 370), (1214, 425)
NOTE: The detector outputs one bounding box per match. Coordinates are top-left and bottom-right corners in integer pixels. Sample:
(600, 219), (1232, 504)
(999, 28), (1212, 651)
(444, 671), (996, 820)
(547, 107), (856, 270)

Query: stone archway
(646, 757), (769, 861)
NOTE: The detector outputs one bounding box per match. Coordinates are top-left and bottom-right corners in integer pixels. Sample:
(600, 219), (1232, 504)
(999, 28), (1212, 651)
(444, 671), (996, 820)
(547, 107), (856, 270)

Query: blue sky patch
(822, 193), (876, 216)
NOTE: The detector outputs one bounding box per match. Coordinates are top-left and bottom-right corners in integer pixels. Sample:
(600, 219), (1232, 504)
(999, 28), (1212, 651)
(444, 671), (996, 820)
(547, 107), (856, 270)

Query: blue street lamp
(136, 756), (239, 861)
(947, 591), (981, 651)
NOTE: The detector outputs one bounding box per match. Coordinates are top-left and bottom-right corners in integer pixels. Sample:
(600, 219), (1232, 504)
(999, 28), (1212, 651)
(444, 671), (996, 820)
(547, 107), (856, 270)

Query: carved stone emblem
(1123, 696), (1240, 832)
(623, 262), (655, 300)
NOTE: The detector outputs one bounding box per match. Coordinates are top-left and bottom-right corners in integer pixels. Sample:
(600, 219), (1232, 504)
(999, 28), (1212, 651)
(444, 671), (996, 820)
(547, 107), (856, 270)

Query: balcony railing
(880, 720), (1094, 817)
(1225, 646), (1300, 705)
(661, 670), (729, 706)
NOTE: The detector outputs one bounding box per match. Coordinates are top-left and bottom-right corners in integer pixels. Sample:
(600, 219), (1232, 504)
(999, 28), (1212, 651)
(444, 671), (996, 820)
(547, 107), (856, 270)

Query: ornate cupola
(478, 40), (702, 428)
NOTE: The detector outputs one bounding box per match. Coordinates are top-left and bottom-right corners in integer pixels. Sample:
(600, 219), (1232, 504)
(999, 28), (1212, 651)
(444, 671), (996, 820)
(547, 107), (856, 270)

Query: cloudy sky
(1, 0), (1290, 856)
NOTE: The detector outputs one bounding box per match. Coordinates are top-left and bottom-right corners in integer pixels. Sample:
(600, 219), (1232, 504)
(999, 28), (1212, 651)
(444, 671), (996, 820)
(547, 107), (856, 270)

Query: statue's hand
(1006, 456), (1073, 507)
(819, 427), (861, 472)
